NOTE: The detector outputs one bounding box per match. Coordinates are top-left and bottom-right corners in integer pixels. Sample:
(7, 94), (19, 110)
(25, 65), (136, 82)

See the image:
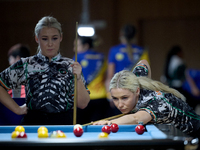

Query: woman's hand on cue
(71, 62), (82, 80)
(93, 120), (112, 125)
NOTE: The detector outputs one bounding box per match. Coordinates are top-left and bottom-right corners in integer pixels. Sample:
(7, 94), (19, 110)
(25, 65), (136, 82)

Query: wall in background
(1, 0), (200, 80)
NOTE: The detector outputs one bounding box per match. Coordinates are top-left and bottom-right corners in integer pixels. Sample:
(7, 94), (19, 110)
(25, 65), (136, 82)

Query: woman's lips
(119, 109), (126, 112)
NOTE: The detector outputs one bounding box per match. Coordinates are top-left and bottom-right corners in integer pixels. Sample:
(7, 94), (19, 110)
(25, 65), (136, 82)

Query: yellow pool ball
(38, 130), (48, 138)
(98, 132), (109, 138)
(15, 126), (25, 132)
(56, 132), (67, 138)
(37, 126), (48, 133)
(11, 131), (20, 138)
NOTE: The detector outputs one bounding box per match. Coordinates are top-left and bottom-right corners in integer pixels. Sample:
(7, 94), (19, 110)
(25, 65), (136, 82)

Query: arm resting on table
(93, 111), (152, 125)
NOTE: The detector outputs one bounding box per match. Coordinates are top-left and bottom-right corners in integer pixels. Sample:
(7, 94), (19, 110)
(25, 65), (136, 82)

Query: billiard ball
(49, 131), (57, 138)
(17, 132), (27, 138)
(73, 127), (83, 137)
(110, 123), (119, 133)
(56, 130), (64, 133)
(74, 124), (83, 130)
(15, 126), (25, 132)
(11, 131), (20, 138)
(56, 132), (66, 138)
(98, 132), (109, 138)
(135, 124), (145, 135)
(101, 125), (111, 134)
(37, 126), (48, 133)
(38, 130), (48, 138)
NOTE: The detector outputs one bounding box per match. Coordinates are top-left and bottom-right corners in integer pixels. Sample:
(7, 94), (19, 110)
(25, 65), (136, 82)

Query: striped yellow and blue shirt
(73, 50), (107, 100)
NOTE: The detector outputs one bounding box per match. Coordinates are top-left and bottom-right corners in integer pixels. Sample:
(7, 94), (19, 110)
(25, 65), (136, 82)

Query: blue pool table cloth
(0, 125), (167, 141)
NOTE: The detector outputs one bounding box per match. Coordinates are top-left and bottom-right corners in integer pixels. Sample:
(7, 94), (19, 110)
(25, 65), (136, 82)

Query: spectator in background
(163, 45), (200, 111)
(73, 36), (111, 124)
(7, 44), (30, 98)
(163, 45), (186, 92)
(183, 69), (200, 111)
(106, 24), (149, 113)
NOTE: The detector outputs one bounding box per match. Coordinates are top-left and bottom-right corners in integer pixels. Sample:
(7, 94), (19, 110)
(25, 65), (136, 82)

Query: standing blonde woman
(0, 16), (90, 125)
(94, 60), (200, 137)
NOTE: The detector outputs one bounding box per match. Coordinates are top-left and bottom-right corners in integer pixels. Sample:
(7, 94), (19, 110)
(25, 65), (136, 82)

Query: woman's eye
(112, 97), (118, 101)
(122, 97), (128, 100)
(42, 38), (47, 41)
(53, 37), (58, 41)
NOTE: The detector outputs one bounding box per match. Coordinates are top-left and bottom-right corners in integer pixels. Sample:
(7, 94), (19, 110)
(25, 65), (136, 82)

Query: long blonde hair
(109, 70), (186, 101)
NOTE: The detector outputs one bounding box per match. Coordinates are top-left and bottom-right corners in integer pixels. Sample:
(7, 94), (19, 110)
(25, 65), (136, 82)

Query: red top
(8, 85), (26, 98)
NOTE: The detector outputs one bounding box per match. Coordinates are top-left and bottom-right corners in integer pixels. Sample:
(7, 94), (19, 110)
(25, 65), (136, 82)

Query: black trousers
(21, 110), (73, 125)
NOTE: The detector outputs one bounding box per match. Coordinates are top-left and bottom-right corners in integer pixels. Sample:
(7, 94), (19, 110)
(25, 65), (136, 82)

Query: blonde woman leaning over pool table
(93, 60), (200, 138)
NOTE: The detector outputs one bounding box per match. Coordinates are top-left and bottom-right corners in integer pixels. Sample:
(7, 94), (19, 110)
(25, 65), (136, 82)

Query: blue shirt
(183, 69), (200, 98)
(73, 50), (107, 100)
(73, 50), (105, 85)
(108, 44), (144, 73)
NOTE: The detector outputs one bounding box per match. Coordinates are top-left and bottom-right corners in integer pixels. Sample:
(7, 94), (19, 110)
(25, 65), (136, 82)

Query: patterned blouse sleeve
(139, 107), (157, 123)
(0, 59), (26, 91)
(137, 91), (169, 123)
(132, 63), (149, 77)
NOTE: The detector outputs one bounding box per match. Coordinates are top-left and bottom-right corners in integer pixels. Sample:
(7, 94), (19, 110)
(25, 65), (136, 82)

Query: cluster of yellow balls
(11, 126), (26, 138)
(38, 126), (66, 138)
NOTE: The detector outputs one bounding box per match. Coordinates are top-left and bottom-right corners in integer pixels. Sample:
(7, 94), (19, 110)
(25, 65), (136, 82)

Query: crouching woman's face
(110, 88), (140, 114)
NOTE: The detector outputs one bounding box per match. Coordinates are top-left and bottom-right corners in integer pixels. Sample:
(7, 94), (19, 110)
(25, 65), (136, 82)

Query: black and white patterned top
(132, 64), (200, 135)
(0, 52), (89, 113)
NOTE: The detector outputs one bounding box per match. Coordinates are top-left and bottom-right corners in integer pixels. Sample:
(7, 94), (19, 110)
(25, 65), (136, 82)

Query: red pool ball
(101, 125), (111, 134)
(73, 127), (83, 137)
(135, 125), (145, 135)
(17, 132), (27, 138)
(110, 123), (119, 133)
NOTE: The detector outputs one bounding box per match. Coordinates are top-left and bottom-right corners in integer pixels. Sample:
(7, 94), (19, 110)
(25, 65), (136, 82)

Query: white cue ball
(74, 124), (83, 130)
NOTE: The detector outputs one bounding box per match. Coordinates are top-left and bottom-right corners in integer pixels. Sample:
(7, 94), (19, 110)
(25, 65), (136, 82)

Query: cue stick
(82, 113), (125, 126)
(73, 22), (78, 125)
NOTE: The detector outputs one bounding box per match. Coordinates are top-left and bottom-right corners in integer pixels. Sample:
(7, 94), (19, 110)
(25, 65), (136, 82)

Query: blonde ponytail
(109, 70), (186, 101)
(126, 43), (133, 62)
(137, 77), (186, 101)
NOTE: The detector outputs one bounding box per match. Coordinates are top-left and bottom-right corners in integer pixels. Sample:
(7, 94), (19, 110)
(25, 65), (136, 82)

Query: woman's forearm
(93, 111), (152, 125)
(112, 111), (152, 125)
(93, 114), (139, 125)
(111, 114), (139, 125)
(0, 86), (21, 114)
(77, 79), (90, 109)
